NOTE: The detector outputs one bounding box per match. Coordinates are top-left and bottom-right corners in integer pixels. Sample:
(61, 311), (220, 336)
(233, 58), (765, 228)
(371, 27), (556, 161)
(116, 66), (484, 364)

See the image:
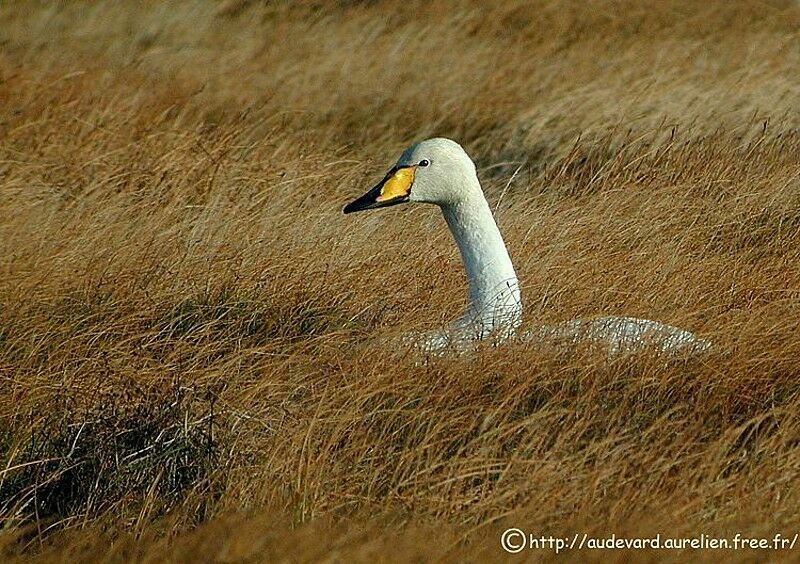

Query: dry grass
(1, 0), (800, 561)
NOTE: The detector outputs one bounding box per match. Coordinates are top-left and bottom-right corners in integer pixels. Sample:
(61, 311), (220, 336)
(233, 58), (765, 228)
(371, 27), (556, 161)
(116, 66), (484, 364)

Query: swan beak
(343, 166), (415, 214)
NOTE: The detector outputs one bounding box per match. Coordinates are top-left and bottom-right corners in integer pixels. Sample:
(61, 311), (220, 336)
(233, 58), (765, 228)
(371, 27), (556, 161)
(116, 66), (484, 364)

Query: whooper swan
(344, 138), (711, 355)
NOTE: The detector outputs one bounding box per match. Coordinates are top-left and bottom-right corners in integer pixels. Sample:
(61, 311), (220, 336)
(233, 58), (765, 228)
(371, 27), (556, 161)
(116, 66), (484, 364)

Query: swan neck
(441, 181), (521, 335)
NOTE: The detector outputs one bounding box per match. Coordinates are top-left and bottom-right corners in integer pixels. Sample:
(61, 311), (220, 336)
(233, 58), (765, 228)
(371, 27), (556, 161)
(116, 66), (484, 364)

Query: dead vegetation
(1, 1), (799, 561)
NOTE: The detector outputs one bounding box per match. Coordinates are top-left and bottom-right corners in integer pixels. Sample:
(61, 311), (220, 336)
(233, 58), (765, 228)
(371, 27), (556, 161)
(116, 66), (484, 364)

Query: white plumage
(345, 138), (711, 356)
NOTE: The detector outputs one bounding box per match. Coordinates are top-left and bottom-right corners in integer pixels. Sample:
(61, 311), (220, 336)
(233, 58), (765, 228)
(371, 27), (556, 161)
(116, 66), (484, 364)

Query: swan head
(343, 137), (478, 213)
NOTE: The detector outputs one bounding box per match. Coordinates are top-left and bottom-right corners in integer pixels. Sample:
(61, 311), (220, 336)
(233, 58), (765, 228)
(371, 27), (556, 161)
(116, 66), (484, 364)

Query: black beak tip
(343, 191), (376, 214)
(342, 200), (361, 214)
(343, 194), (409, 215)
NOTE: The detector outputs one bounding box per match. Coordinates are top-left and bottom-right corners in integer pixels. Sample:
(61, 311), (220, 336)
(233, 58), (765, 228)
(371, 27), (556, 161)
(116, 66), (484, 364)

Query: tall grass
(1, 0), (799, 561)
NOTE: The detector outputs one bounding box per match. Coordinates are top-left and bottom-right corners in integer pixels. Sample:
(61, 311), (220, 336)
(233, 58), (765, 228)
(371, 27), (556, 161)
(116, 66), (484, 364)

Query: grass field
(1, 1), (800, 561)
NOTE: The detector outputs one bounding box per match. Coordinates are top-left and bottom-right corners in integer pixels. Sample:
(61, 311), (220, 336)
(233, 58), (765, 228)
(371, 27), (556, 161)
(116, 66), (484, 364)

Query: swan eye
(418, 159), (430, 167)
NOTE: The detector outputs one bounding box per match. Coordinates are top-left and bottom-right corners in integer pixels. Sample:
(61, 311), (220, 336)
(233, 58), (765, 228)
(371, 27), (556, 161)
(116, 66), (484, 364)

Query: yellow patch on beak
(377, 167), (415, 202)
(342, 165), (416, 214)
